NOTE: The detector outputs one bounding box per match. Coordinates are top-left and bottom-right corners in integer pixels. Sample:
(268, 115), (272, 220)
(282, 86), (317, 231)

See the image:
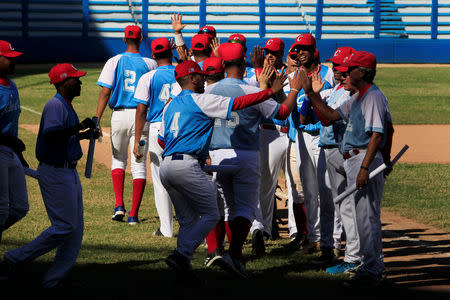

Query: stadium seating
(1, 0), (448, 40)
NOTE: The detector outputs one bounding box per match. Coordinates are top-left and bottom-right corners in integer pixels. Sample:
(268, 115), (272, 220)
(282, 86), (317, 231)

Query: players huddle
(0, 13), (394, 289)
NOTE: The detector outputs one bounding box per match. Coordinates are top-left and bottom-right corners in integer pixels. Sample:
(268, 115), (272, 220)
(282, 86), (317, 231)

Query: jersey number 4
(170, 112), (180, 137)
(124, 70), (136, 92)
(159, 83), (178, 103)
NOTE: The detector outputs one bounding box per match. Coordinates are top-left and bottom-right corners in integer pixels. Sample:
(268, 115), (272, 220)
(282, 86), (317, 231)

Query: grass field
(0, 64), (449, 297)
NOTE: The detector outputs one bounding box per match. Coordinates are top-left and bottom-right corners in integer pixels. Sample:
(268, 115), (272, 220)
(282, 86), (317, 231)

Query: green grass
(375, 67), (450, 124)
(382, 163), (450, 231)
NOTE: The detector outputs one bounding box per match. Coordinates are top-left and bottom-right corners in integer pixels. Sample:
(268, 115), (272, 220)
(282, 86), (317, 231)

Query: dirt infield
(19, 123), (450, 292)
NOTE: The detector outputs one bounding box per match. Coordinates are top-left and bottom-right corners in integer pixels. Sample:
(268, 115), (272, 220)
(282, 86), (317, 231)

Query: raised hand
(171, 13), (186, 33)
(211, 37), (221, 57)
(250, 45), (265, 69)
(257, 65), (275, 89)
(311, 70), (325, 93)
(288, 69), (303, 92)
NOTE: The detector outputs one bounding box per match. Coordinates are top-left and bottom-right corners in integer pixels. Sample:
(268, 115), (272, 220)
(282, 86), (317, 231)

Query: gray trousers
(344, 150), (385, 275)
(325, 148), (360, 263)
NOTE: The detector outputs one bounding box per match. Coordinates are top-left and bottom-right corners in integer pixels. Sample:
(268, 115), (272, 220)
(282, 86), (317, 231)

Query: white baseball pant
(286, 139), (304, 237)
(110, 109), (148, 178)
(250, 127), (288, 236)
(0, 145), (29, 227)
(5, 163), (83, 288)
(160, 154), (220, 261)
(344, 150), (385, 275)
(147, 122), (173, 237)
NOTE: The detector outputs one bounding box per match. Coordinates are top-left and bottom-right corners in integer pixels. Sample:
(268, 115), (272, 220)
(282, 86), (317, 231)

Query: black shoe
(204, 248), (224, 267)
(165, 250), (192, 273)
(153, 228), (163, 236)
(251, 230), (266, 257)
(311, 248), (338, 266)
(284, 234), (305, 253)
(343, 270), (384, 288)
(2, 254), (25, 285)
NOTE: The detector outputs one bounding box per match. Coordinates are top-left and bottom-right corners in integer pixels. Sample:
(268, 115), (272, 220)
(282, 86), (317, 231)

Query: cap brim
(2, 51), (23, 58)
(334, 65), (348, 72)
(72, 70), (87, 78)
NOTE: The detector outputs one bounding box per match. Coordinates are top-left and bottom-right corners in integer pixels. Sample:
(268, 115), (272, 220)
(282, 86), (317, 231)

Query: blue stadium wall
(3, 0), (450, 64)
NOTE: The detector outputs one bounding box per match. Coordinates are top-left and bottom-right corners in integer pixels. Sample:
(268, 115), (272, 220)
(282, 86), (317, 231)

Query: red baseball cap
(151, 37), (171, 54)
(124, 25), (142, 39)
(48, 63), (87, 84)
(263, 38), (285, 52)
(228, 34), (247, 48)
(198, 25), (217, 38)
(191, 34), (211, 51)
(218, 42), (245, 62)
(346, 51), (377, 69)
(327, 46), (355, 65)
(0, 41), (23, 58)
(174, 60), (207, 79)
(203, 57), (224, 74)
(292, 33), (316, 48)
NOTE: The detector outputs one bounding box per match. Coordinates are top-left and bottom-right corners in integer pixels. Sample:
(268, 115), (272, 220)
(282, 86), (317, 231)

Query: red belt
(343, 149), (360, 160)
(262, 124), (288, 133)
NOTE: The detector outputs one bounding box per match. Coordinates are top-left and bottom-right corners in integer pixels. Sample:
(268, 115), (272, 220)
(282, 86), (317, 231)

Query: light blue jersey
(287, 64), (335, 141)
(206, 78), (280, 150)
(337, 84), (392, 154)
(319, 84), (350, 147)
(133, 65), (178, 123)
(0, 80), (20, 137)
(159, 90), (234, 160)
(97, 52), (157, 109)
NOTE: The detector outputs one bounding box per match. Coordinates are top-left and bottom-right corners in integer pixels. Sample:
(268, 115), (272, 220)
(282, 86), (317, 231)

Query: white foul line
(21, 105), (110, 137)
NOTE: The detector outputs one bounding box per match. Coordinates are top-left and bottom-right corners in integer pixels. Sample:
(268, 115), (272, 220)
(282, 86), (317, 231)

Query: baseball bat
(202, 165), (239, 173)
(24, 167), (38, 179)
(334, 145), (409, 204)
(84, 116), (98, 179)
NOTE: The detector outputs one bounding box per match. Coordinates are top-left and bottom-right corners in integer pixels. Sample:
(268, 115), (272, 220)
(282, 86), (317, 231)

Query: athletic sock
(206, 219), (225, 254)
(228, 216), (251, 260)
(293, 202), (307, 236)
(112, 168), (125, 208)
(129, 178), (146, 217)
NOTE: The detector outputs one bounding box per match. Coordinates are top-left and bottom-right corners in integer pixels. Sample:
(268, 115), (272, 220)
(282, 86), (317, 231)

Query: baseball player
(302, 51), (393, 286)
(202, 56), (225, 87)
(132, 37), (179, 236)
(4, 63), (98, 288)
(95, 25), (157, 224)
(291, 34), (335, 254)
(0, 41), (29, 244)
(158, 60), (287, 281)
(204, 42), (302, 276)
(317, 47), (363, 274)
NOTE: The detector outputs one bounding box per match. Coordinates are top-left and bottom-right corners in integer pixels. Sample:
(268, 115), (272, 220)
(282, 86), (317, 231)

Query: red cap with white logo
(0, 41), (23, 58)
(263, 38), (285, 52)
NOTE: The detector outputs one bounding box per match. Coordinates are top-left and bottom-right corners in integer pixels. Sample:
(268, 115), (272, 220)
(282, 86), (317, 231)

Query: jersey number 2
(124, 70), (136, 92)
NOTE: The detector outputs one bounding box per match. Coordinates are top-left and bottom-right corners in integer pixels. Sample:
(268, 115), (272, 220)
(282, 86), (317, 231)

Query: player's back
(0, 80), (20, 136)
(207, 78), (279, 150)
(98, 52), (157, 109)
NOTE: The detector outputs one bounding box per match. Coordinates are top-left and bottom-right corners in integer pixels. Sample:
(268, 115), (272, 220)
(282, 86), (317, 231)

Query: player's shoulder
(142, 57), (157, 69)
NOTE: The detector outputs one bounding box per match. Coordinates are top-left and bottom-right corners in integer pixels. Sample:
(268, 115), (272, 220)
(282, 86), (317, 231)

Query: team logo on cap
(296, 35), (304, 42)
(189, 68), (194, 72)
(334, 50), (341, 57)
(267, 39), (274, 45)
(9, 44), (14, 51)
(61, 73), (67, 79)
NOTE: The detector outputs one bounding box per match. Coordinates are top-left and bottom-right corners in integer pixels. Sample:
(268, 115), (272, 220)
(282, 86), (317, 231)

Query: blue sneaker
(326, 262), (360, 274)
(112, 206), (126, 221)
(128, 216), (140, 225)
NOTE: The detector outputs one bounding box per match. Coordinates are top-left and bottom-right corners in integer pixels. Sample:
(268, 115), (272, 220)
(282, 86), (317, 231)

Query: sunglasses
(198, 28), (216, 37)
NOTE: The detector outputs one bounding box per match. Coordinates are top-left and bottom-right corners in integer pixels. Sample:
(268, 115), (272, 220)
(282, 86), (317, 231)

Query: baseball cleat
(127, 216), (139, 225)
(251, 230), (266, 257)
(153, 228), (163, 236)
(218, 253), (249, 279)
(111, 205), (126, 221)
(311, 247), (338, 266)
(342, 270), (384, 288)
(165, 250), (192, 273)
(326, 262), (360, 274)
(204, 248), (224, 268)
